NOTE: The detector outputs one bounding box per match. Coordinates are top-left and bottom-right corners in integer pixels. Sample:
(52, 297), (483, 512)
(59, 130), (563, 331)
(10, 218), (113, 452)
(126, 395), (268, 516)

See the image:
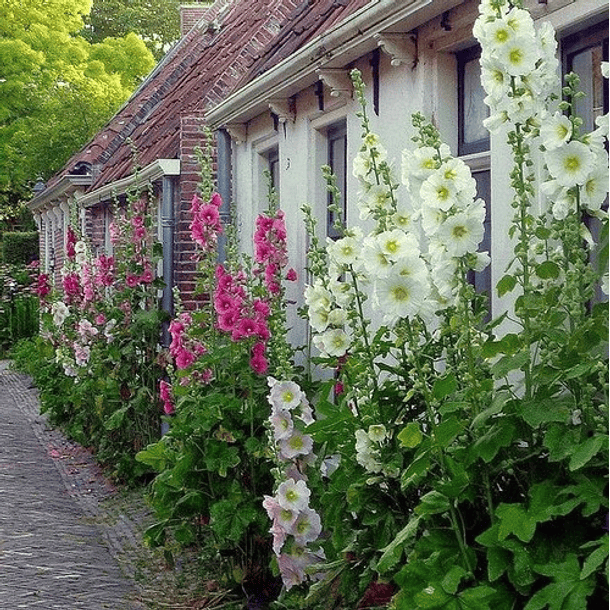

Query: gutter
(77, 159), (181, 208)
(206, 0), (463, 129)
(28, 175), (92, 213)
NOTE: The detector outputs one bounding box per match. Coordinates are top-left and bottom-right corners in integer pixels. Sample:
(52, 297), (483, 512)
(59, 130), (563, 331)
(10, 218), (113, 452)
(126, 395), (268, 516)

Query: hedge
(2, 231), (39, 265)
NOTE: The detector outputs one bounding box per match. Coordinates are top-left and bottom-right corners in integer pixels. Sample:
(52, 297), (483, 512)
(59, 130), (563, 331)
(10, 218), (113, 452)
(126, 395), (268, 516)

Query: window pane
(458, 48), (490, 155)
(463, 59), (489, 145)
(327, 124), (347, 239)
(572, 44), (605, 133)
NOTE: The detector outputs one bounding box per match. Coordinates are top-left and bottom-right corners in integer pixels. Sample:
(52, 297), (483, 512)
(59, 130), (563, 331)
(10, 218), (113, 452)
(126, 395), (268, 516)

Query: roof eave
(206, 0), (464, 129)
(77, 158), (181, 208)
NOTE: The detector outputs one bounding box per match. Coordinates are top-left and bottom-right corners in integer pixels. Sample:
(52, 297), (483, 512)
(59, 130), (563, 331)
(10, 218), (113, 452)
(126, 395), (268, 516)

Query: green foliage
(0, 0), (155, 220)
(82, 0), (182, 61)
(2, 231), (38, 264)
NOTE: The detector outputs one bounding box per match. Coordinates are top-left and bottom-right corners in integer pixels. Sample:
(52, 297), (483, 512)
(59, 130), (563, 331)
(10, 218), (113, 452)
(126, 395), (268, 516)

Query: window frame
(326, 121), (348, 239)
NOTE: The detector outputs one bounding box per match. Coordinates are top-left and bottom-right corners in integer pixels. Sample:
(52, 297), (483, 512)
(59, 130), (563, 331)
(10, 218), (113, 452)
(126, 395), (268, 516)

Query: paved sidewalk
(0, 361), (145, 610)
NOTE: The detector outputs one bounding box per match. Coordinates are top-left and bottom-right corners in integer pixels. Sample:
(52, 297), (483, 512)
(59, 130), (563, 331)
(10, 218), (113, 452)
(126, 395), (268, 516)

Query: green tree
(0, 0), (155, 223)
(82, 0), (182, 61)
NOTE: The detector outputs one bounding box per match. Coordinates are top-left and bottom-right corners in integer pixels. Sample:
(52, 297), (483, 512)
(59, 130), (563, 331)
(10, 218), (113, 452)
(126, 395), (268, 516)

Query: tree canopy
(82, 0), (181, 61)
(0, 0), (156, 227)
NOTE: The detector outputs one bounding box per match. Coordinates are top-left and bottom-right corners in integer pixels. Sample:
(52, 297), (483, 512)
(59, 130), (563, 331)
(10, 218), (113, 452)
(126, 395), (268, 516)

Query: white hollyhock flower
(545, 140), (594, 187)
(327, 307), (347, 327)
(437, 212), (485, 257)
(481, 57), (510, 102)
(277, 479), (311, 513)
(327, 234), (361, 267)
(496, 35), (538, 76)
(271, 411), (294, 441)
(487, 17), (516, 48)
(581, 163), (609, 212)
(308, 307), (329, 333)
(361, 235), (392, 278)
(368, 424), (387, 442)
(316, 328), (351, 357)
(392, 251), (428, 283)
(353, 150), (373, 180)
(328, 278), (354, 307)
(376, 229), (418, 262)
(540, 112), (573, 150)
(305, 281), (333, 312)
(421, 204), (445, 237)
(52, 301), (70, 326)
(375, 270), (429, 323)
(269, 380), (304, 411)
(506, 8), (536, 39)
(420, 171), (458, 211)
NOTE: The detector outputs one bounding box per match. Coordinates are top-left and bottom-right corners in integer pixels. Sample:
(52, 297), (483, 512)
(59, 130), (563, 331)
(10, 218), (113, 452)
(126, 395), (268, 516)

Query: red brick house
(27, 0), (375, 316)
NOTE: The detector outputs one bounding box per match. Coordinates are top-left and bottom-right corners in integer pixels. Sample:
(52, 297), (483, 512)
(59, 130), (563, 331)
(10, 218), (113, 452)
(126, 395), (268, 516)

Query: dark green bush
(2, 231), (39, 265)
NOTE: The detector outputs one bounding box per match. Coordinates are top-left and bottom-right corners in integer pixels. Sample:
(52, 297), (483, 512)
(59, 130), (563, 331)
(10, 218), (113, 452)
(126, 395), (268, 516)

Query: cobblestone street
(0, 361), (145, 609)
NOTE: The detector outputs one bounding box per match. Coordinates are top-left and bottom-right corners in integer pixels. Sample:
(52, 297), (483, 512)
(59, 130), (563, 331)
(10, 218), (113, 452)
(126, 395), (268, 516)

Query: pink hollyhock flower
(256, 321), (270, 341)
(201, 369), (213, 384)
(95, 313), (106, 325)
(290, 508), (322, 545)
(159, 379), (172, 403)
(250, 352), (268, 375)
(35, 274), (51, 298)
(140, 267), (154, 283)
(134, 225), (147, 240)
(210, 192), (223, 208)
(286, 268), (297, 281)
(175, 348), (196, 370)
(132, 215), (144, 227)
(125, 274), (139, 288)
(217, 309), (240, 333)
(66, 226), (77, 259)
(62, 273), (81, 299)
(253, 298), (270, 318)
(163, 402), (175, 415)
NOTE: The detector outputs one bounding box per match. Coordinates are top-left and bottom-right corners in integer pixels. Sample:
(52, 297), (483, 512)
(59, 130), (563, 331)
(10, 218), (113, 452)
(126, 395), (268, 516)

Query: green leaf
(543, 424), (580, 462)
(518, 399), (570, 428)
(433, 416), (464, 449)
(535, 261), (560, 279)
(104, 405), (128, 430)
(401, 453), (432, 489)
(486, 547), (510, 582)
(416, 491), (451, 517)
(441, 565), (468, 595)
(377, 516), (420, 574)
(526, 555), (595, 610)
(581, 535), (609, 579)
(414, 584), (453, 608)
(496, 504), (536, 543)
(491, 351), (530, 378)
(497, 274), (517, 297)
(433, 373), (457, 400)
(471, 420), (516, 464)
(569, 435), (605, 471)
(135, 439), (168, 471)
(398, 422), (423, 448)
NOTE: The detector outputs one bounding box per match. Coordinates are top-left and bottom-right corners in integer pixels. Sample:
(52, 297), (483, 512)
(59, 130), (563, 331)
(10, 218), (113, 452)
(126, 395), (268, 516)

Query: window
(326, 122), (347, 239)
(562, 21), (608, 133)
(457, 47), (492, 311)
(562, 21), (609, 303)
(457, 46), (490, 156)
(267, 147), (280, 194)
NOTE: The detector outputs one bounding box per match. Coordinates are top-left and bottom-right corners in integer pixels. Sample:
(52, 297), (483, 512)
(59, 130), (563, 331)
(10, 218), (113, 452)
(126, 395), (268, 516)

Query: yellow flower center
(452, 224), (468, 239)
(564, 156), (581, 173)
(391, 286), (410, 302)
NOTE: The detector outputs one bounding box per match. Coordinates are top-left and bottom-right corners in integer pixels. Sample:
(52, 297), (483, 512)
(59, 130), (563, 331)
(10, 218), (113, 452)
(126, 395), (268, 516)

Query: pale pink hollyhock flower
(277, 479), (310, 513)
(272, 411), (294, 441)
(280, 431), (314, 460)
(140, 267), (154, 283)
(159, 380), (172, 403)
(270, 520), (288, 556)
(269, 380), (303, 411)
(291, 508), (322, 545)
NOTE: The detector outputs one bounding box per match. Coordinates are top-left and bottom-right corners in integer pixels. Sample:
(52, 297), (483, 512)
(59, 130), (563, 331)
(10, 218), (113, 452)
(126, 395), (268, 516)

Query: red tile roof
(47, 0), (372, 194)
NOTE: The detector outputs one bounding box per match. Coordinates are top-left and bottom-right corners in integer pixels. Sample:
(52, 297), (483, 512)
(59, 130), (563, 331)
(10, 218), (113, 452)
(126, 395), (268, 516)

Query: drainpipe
(216, 128), (232, 263)
(160, 175), (175, 346)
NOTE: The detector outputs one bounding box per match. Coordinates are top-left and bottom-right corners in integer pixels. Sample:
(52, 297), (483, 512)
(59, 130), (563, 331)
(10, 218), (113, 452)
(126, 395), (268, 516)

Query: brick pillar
(176, 112), (213, 309)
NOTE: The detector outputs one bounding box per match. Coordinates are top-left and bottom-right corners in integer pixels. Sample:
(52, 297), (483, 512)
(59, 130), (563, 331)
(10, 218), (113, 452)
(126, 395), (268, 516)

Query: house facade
(28, 0), (608, 344)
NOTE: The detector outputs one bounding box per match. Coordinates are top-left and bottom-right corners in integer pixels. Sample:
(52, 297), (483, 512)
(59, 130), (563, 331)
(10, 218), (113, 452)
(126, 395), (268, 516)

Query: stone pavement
(0, 361), (146, 610)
